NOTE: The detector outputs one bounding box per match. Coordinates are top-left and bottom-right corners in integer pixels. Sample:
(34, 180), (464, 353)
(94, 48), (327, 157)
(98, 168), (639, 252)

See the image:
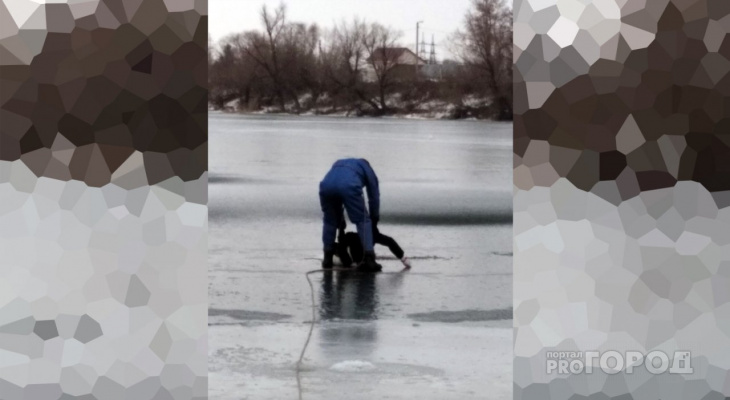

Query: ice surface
(209, 114), (513, 399)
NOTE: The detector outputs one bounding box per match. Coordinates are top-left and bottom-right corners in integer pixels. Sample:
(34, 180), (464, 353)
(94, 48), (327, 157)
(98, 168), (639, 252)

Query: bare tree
(293, 23), (324, 104)
(207, 34), (216, 99)
(321, 19), (380, 112)
(362, 23), (403, 114)
(237, 4), (325, 113)
(454, 0), (513, 120)
(243, 4), (289, 111)
(208, 41), (243, 107)
(278, 22), (322, 110)
(208, 0), (511, 119)
(208, 34), (215, 73)
(224, 33), (267, 109)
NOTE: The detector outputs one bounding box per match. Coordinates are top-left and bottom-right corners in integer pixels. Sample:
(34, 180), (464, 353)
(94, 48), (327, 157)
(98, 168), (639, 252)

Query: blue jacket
(322, 158), (380, 219)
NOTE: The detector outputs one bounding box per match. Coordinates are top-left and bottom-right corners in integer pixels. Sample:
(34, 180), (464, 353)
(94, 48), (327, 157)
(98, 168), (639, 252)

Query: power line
(403, 27), (454, 35)
(429, 34), (436, 64)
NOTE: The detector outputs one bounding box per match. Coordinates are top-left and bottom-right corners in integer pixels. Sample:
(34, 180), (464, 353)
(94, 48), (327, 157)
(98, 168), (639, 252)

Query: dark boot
(358, 251), (382, 272)
(322, 250), (334, 269)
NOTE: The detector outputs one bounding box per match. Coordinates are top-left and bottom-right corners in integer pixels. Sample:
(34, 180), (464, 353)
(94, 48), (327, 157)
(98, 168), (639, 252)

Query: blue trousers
(319, 182), (374, 253)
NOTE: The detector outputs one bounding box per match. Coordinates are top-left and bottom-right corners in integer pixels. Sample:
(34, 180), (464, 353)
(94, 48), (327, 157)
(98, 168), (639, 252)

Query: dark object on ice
(357, 251), (382, 272)
(322, 250), (335, 269)
(372, 218), (411, 268)
(336, 231), (362, 267)
(372, 219), (404, 259)
(334, 229), (396, 272)
(335, 221), (408, 269)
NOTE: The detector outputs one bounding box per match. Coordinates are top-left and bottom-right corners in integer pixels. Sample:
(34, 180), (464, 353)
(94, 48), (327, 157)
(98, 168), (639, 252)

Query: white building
(363, 47), (427, 82)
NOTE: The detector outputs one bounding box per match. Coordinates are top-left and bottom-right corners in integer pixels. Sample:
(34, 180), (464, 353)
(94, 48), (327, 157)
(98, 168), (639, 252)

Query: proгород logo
(546, 351), (693, 375)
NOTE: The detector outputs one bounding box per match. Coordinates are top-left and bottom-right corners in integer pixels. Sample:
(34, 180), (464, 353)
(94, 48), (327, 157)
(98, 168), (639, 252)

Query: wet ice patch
(386, 210), (512, 226)
(329, 360), (376, 372)
(408, 308), (512, 323)
(377, 255), (453, 261)
(208, 308), (291, 323)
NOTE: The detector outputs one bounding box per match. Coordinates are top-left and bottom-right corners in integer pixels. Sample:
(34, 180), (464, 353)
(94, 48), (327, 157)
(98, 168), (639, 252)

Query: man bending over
(319, 158), (382, 272)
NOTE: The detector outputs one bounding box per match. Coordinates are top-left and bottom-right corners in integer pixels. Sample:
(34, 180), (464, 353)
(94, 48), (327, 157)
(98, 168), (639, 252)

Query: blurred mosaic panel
(514, 0), (730, 399)
(0, 1), (207, 399)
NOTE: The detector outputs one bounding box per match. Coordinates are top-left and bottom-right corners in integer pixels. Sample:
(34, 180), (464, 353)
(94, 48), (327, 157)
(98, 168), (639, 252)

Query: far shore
(209, 99), (508, 122)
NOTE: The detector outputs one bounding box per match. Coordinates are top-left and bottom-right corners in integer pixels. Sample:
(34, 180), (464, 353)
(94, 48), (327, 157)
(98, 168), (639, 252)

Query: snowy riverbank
(210, 94), (494, 121)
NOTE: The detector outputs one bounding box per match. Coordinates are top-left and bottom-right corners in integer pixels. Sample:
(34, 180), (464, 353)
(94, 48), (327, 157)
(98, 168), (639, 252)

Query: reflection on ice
(320, 271), (380, 321)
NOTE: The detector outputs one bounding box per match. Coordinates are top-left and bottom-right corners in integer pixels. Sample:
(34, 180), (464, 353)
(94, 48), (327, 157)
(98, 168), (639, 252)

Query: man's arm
(360, 160), (380, 221)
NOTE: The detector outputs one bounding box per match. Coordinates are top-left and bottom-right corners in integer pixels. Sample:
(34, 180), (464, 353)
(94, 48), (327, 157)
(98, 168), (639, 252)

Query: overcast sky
(208, 0), (483, 60)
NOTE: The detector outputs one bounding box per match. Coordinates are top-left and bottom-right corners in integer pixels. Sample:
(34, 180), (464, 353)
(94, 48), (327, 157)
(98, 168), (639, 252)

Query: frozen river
(208, 113), (513, 399)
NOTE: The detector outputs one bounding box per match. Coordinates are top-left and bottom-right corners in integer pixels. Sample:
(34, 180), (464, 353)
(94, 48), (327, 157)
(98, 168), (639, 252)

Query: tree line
(208, 0), (512, 120)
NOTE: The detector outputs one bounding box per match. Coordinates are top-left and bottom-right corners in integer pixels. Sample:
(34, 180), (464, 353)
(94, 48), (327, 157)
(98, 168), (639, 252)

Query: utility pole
(415, 20), (423, 81)
(419, 33), (427, 61)
(430, 34), (436, 65)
